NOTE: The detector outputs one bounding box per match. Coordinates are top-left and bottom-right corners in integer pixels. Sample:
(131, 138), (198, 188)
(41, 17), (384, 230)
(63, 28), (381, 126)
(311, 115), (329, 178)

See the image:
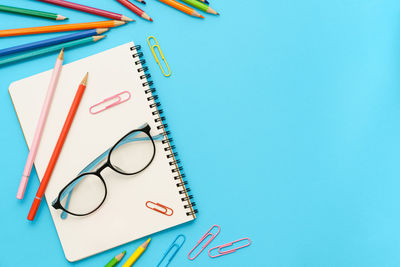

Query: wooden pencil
(0, 20), (124, 37)
(27, 73), (89, 221)
(157, 0), (203, 18)
(0, 36), (105, 66)
(0, 29), (108, 57)
(105, 251), (126, 267)
(0, 4), (67, 20)
(37, 0), (133, 21)
(16, 49), (64, 200)
(116, 0), (152, 21)
(180, 0), (218, 15)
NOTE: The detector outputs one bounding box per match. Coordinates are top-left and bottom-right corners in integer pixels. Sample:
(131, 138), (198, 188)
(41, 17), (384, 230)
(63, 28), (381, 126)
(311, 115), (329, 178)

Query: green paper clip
(147, 36), (171, 77)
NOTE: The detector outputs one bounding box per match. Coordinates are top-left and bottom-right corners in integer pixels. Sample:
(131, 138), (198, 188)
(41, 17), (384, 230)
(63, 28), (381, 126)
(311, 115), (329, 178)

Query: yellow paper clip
(147, 36), (171, 77)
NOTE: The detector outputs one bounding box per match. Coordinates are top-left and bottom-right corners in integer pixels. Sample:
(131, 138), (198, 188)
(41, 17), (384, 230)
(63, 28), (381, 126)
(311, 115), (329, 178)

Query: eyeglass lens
(58, 129), (155, 216)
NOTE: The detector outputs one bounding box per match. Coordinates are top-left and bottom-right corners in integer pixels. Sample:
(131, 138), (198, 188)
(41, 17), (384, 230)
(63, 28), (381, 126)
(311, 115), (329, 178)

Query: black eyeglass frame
(52, 124), (156, 217)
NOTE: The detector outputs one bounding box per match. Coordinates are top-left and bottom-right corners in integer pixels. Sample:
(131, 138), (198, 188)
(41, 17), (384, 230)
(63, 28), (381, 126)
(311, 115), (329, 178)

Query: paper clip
(145, 201), (174, 216)
(208, 238), (251, 258)
(157, 235), (186, 267)
(187, 225), (221, 260)
(147, 36), (171, 77)
(89, 91), (131, 115)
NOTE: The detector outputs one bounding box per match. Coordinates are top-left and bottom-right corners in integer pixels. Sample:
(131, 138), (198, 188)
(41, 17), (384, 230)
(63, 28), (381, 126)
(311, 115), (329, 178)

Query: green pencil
(0, 4), (67, 20)
(105, 251), (126, 267)
(0, 35), (105, 66)
(179, 0), (219, 15)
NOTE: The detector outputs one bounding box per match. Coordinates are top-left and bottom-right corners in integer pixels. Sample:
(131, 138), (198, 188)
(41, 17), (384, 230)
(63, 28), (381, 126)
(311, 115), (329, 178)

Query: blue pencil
(0, 28), (108, 57)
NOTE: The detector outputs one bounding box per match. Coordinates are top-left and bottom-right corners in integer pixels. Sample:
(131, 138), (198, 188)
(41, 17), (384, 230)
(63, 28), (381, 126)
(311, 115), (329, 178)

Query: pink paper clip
(208, 238), (251, 258)
(187, 225), (221, 260)
(89, 91), (131, 115)
(145, 201), (174, 216)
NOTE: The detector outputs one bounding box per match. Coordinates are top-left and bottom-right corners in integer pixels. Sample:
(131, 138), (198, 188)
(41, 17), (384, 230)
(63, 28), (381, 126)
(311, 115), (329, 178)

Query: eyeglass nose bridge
(95, 162), (110, 174)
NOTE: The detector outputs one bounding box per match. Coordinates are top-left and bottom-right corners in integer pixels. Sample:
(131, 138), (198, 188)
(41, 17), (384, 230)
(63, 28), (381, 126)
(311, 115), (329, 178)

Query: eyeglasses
(52, 123), (163, 218)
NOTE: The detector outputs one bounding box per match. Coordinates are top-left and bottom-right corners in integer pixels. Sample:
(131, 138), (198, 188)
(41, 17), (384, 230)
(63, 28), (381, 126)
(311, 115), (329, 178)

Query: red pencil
(116, 0), (152, 21)
(27, 73), (89, 221)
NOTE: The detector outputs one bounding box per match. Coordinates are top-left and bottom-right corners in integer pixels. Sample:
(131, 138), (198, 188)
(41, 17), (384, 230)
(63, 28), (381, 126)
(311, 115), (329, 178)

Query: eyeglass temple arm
(58, 133), (164, 219)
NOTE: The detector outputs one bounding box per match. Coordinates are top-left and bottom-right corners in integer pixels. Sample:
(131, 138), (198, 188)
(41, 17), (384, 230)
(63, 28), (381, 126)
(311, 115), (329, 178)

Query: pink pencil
(16, 49), (64, 200)
(37, 0), (134, 22)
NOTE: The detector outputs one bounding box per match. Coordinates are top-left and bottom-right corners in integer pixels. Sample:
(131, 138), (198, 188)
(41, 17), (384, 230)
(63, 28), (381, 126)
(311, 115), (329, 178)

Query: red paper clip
(208, 238), (251, 258)
(89, 91), (131, 115)
(145, 201), (174, 216)
(188, 225), (221, 260)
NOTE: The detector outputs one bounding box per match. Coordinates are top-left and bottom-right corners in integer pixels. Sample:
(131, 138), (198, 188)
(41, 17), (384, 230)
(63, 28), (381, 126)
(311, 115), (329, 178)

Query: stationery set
(9, 42), (197, 261)
(3, 0), (254, 265)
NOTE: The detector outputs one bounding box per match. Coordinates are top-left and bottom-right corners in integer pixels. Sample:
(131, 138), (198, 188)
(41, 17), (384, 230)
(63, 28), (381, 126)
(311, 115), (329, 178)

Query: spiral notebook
(9, 42), (197, 262)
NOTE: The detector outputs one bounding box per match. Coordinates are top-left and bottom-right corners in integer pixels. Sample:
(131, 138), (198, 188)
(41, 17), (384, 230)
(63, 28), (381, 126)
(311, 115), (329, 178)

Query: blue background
(1, 0), (400, 266)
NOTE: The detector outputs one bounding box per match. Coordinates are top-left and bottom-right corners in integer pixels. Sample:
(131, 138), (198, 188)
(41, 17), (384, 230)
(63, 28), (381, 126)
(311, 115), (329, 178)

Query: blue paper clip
(157, 235), (186, 267)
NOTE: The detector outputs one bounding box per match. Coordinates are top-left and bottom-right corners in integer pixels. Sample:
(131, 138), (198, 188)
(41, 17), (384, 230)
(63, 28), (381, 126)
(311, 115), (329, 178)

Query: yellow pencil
(122, 238), (151, 267)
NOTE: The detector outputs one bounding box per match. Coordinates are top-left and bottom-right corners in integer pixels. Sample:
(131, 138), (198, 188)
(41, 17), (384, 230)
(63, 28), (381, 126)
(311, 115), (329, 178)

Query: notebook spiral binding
(130, 45), (198, 218)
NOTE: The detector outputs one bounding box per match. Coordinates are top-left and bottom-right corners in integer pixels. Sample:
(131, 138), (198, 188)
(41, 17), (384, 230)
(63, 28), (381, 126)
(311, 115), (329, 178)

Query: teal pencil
(0, 35), (105, 66)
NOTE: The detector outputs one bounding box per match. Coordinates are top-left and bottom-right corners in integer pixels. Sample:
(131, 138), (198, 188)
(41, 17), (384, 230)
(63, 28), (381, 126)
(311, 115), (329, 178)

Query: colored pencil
(0, 4), (67, 21)
(16, 49), (64, 200)
(0, 28), (108, 57)
(0, 20), (124, 37)
(122, 238), (151, 267)
(180, 0), (218, 14)
(135, 0), (146, 4)
(157, 0), (203, 18)
(116, 0), (152, 21)
(105, 251), (126, 267)
(37, 0), (133, 21)
(198, 0), (209, 4)
(27, 73), (89, 221)
(0, 36), (105, 66)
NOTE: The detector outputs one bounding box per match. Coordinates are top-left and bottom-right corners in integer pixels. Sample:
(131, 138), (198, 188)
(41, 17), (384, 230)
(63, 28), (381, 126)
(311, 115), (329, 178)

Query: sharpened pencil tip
(81, 73), (88, 85)
(207, 7), (219, 15)
(58, 48), (64, 60)
(93, 35), (106, 42)
(141, 238), (151, 249)
(114, 20), (127, 26)
(193, 11), (204, 18)
(121, 15), (134, 22)
(56, 15), (68, 20)
(115, 251), (126, 261)
(96, 28), (109, 34)
(143, 13), (152, 21)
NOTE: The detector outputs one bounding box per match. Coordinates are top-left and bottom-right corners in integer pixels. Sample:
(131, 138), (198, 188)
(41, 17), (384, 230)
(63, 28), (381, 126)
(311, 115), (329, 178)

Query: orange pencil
(157, 0), (203, 18)
(27, 73), (89, 221)
(0, 20), (125, 37)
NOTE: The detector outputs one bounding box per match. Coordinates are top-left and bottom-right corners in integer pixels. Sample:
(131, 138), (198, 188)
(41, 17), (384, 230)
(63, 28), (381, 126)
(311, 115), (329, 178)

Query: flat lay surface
(1, 0), (400, 266)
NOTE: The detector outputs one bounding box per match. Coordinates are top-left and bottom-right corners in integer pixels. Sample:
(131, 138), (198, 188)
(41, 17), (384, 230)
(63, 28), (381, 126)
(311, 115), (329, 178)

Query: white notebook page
(9, 42), (195, 262)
